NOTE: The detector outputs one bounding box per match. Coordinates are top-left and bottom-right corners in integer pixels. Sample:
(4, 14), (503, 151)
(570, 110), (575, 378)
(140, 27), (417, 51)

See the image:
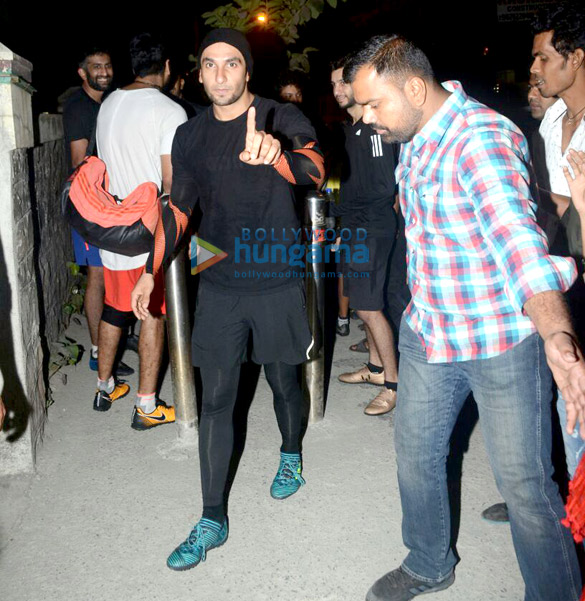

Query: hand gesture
(545, 331), (585, 439)
(563, 149), (585, 217)
(239, 106), (282, 166)
(131, 272), (155, 320)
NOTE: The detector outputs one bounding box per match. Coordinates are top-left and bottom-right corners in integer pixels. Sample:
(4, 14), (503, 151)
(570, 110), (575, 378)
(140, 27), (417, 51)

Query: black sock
(367, 362), (383, 374)
(384, 380), (397, 391)
(202, 504), (225, 524)
(281, 443), (300, 454)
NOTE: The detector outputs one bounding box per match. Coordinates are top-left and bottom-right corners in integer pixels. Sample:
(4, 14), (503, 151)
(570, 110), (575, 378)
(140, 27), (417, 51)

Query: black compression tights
(199, 361), (303, 518)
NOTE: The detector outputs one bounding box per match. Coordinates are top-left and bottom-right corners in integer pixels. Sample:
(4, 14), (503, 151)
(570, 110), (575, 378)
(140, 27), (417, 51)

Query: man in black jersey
(330, 58), (404, 416)
(64, 48), (113, 171)
(130, 28), (324, 570)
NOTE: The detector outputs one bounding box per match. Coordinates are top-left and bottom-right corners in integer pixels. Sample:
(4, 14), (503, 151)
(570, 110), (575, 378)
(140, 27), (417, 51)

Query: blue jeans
(557, 391), (585, 478)
(396, 320), (581, 601)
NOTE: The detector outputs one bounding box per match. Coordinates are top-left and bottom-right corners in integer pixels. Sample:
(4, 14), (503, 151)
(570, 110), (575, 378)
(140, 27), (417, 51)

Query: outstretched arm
(239, 106), (325, 187)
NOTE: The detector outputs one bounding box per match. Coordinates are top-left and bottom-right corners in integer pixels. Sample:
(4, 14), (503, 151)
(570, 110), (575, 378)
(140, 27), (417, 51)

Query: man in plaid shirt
(346, 35), (584, 601)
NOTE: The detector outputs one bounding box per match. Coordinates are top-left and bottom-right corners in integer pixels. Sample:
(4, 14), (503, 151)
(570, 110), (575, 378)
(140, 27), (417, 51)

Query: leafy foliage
(63, 262), (86, 316)
(47, 262), (86, 397)
(201, 0), (347, 71)
(48, 336), (82, 400)
(287, 46), (319, 73)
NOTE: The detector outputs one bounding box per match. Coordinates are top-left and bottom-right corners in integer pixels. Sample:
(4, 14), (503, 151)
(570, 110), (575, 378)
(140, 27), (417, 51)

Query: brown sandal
(349, 338), (369, 353)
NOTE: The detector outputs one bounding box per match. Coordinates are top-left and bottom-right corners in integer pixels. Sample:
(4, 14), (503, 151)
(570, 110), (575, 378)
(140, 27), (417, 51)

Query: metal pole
(165, 245), (198, 444)
(303, 190), (327, 424)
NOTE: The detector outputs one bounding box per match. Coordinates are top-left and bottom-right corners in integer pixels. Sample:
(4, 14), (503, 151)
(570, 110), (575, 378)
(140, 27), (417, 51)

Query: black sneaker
(366, 567), (454, 601)
(336, 319), (350, 336)
(115, 360), (135, 377)
(125, 333), (139, 354)
(481, 502), (509, 523)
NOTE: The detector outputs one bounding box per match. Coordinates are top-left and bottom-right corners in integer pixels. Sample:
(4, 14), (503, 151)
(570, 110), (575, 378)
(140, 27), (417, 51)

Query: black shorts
(101, 304), (137, 328)
(343, 236), (393, 311)
(192, 283), (313, 369)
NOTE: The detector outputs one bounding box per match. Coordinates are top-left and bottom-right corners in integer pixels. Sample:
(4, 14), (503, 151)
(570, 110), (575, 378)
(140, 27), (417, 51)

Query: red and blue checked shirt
(398, 81), (577, 363)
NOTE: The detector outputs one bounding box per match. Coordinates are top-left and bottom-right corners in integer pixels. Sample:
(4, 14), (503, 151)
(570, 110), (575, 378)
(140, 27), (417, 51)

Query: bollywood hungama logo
(190, 228), (369, 276)
(190, 236), (228, 275)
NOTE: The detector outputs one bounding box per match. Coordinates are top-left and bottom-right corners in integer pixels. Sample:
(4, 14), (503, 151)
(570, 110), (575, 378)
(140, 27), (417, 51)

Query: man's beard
(373, 102), (422, 144)
(206, 79), (246, 107)
(86, 73), (112, 92)
(336, 95), (355, 110)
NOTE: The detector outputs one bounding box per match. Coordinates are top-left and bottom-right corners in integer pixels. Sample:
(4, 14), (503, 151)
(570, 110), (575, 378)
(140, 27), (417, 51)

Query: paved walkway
(1, 318), (525, 601)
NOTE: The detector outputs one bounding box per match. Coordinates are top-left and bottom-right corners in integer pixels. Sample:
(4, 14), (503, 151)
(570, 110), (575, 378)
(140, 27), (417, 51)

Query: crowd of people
(60, 2), (585, 599)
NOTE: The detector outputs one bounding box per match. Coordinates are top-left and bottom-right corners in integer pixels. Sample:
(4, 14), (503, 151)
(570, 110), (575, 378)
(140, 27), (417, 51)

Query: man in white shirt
(531, 2), (585, 485)
(93, 33), (187, 429)
(532, 3), (585, 225)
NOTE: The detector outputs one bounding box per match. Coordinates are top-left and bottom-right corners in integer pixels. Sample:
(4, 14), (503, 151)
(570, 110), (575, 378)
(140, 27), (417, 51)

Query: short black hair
(330, 55), (348, 72)
(276, 70), (305, 93)
(78, 47), (111, 70)
(532, 1), (585, 59)
(129, 33), (168, 77)
(343, 35), (434, 85)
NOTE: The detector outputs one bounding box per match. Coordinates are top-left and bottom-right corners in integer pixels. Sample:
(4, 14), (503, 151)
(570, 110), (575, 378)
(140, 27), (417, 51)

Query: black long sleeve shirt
(147, 96), (324, 293)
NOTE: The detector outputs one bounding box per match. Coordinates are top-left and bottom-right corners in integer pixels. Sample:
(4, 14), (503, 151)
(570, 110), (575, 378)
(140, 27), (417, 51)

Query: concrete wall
(0, 42), (72, 475)
(39, 113), (63, 144)
(33, 140), (71, 347)
(0, 42), (37, 475)
(39, 113), (63, 145)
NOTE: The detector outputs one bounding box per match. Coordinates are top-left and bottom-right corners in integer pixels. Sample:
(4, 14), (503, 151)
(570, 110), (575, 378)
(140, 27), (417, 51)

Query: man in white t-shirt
(93, 33), (187, 429)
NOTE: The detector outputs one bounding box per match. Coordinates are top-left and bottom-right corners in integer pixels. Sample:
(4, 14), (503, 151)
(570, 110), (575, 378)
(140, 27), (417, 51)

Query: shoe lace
(183, 523), (213, 561)
(275, 458), (306, 486)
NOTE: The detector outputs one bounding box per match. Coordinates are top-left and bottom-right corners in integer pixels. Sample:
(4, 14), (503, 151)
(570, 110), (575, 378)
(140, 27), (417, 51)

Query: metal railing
(303, 190), (327, 424)
(165, 245), (198, 443)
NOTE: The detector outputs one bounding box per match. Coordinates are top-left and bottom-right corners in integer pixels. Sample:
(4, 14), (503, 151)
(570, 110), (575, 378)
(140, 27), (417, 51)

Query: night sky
(1, 0), (539, 124)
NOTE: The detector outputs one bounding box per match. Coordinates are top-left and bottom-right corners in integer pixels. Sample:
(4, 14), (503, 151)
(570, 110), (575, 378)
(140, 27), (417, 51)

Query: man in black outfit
(330, 58), (405, 416)
(63, 48), (113, 170)
(130, 28), (324, 570)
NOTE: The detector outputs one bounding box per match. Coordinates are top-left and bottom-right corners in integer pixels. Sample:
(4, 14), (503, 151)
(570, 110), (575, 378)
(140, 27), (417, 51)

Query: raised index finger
(245, 106), (257, 151)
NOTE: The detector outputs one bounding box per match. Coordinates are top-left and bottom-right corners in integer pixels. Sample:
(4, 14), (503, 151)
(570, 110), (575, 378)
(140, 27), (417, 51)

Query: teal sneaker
(167, 518), (228, 571)
(270, 452), (306, 500)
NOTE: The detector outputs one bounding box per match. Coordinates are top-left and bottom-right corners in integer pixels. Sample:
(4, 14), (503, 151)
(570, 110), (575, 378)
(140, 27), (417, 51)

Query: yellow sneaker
(131, 400), (175, 430)
(93, 381), (130, 412)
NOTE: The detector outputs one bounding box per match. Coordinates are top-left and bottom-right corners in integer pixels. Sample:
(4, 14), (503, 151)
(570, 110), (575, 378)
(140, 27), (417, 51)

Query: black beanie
(198, 28), (253, 76)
